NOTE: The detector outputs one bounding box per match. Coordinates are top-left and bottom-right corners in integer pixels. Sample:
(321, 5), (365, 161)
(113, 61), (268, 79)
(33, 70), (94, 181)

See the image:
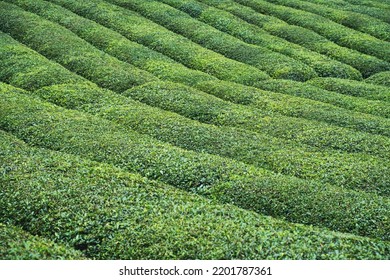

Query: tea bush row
(45, 0), (270, 86)
(255, 79), (390, 121)
(195, 0), (390, 77)
(7, 0), (217, 87)
(34, 83), (390, 195)
(1, 85), (389, 240)
(0, 223), (85, 260)
(0, 31), (87, 90)
(307, 77), (390, 103)
(104, 0), (317, 81)
(299, 0), (390, 24)
(127, 81), (390, 156)
(263, 0), (390, 41)
(234, 0), (390, 62)
(159, 0), (361, 80)
(366, 71), (390, 87)
(0, 1), (158, 92)
(1, 131), (389, 259)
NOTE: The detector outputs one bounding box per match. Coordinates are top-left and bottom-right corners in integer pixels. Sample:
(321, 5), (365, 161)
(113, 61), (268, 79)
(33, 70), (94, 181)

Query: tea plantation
(0, 0), (389, 259)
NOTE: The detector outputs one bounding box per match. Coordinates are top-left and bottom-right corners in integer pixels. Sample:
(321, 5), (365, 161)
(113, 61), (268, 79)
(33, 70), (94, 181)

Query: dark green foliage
(159, 0), (362, 80)
(7, 0), (217, 87)
(263, 0), (390, 41)
(195, 0), (390, 77)
(366, 71), (390, 87)
(255, 79), (390, 133)
(34, 83), (390, 195)
(45, 0), (270, 85)
(127, 81), (390, 157)
(0, 1), (158, 92)
(1, 0), (389, 260)
(105, 0), (317, 81)
(234, 0), (390, 62)
(307, 77), (390, 102)
(0, 31), (87, 90)
(304, 0), (390, 24)
(0, 223), (85, 260)
(1, 131), (389, 259)
(1, 86), (389, 241)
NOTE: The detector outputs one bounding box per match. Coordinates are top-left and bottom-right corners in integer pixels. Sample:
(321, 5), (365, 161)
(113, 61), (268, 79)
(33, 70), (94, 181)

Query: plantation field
(0, 0), (389, 260)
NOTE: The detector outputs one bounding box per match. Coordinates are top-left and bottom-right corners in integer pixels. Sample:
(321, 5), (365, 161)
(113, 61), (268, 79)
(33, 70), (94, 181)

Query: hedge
(2, 25), (387, 159)
(33, 83), (390, 195)
(255, 79), (390, 133)
(0, 223), (85, 260)
(262, 0), (390, 41)
(300, 0), (390, 24)
(161, 0), (362, 80)
(127, 81), (390, 157)
(45, 0), (270, 86)
(234, 0), (390, 62)
(366, 71), (390, 87)
(195, 0), (390, 78)
(1, 131), (389, 259)
(104, 0), (317, 81)
(0, 1), (158, 92)
(1, 85), (389, 240)
(307, 77), (390, 103)
(0, 31), (87, 90)
(7, 0), (217, 87)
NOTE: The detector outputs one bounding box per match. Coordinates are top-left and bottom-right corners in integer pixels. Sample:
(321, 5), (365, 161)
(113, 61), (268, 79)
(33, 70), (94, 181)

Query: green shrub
(45, 0), (269, 85)
(127, 81), (390, 156)
(104, 0), (317, 81)
(33, 83), (390, 195)
(264, 0), (390, 41)
(205, 0), (390, 77)
(0, 1), (158, 92)
(1, 131), (389, 259)
(366, 71), (390, 87)
(235, 0), (390, 62)
(0, 31), (87, 90)
(0, 223), (85, 260)
(173, 0), (362, 80)
(299, 0), (390, 24)
(255, 79), (390, 120)
(1, 85), (389, 240)
(8, 0), (217, 87)
(307, 77), (390, 102)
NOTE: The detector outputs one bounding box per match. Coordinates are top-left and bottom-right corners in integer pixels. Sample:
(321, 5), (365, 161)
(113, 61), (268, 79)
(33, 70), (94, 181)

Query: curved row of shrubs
(1, 85), (389, 241)
(299, 0), (390, 24)
(196, 0), (390, 78)
(0, 31), (87, 90)
(366, 71), (390, 87)
(255, 79), (390, 120)
(15, 0), (389, 127)
(33, 83), (390, 195)
(158, 0), (361, 80)
(234, 0), (390, 62)
(0, 1), (158, 92)
(7, 0), (216, 87)
(42, 0), (270, 86)
(9, 0), (389, 132)
(263, 0), (390, 41)
(2, 131), (389, 259)
(104, 0), (317, 81)
(0, 223), (85, 260)
(2, 23), (388, 160)
(307, 77), (390, 103)
(128, 81), (390, 154)
(345, 0), (390, 11)
(1, 32), (388, 194)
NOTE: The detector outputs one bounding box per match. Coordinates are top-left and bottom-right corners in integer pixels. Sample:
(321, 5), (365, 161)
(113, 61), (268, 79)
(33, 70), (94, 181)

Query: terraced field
(0, 0), (389, 260)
